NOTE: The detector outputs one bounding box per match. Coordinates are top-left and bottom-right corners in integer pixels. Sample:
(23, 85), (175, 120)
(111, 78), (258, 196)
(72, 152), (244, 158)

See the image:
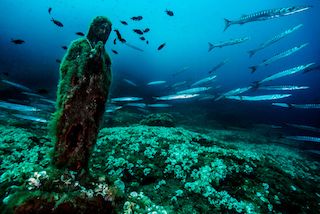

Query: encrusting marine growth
(50, 16), (112, 173)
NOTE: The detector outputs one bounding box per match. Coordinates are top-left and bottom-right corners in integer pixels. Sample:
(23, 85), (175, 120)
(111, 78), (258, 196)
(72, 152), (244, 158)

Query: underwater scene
(0, 0), (320, 213)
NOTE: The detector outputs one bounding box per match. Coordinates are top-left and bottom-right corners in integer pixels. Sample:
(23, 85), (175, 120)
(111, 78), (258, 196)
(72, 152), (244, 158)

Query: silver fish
(191, 75), (216, 87)
(1, 80), (33, 92)
(12, 114), (47, 123)
(155, 93), (199, 101)
(171, 81), (187, 88)
(215, 86), (252, 101)
(111, 97), (143, 102)
(123, 79), (137, 87)
(176, 87), (212, 95)
(272, 103), (320, 109)
(147, 81), (166, 86)
(125, 103), (147, 108)
(0, 101), (39, 112)
(209, 58), (229, 74)
(125, 43), (144, 52)
(39, 98), (55, 105)
(105, 105), (122, 113)
(249, 43), (308, 73)
(258, 85), (309, 91)
(199, 95), (216, 101)
(147, 104), (172, 108)
(224, 6), (311, 31)
(285, 136), (320, 143)
(258, 63), (315, 84)
(21, 92), (45, 98)
(208, 37), (249, 52)
(248, 24), (303, 57)
(226, 94), (292, 101)
(286, 123), (320, 133)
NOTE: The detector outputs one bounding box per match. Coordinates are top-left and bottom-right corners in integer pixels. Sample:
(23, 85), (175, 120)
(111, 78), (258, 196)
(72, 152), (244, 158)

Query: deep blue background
(0, 0), (319, 127)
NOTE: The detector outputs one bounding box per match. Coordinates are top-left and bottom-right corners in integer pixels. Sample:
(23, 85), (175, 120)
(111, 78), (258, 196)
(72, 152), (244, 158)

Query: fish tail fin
(249, 66), (257, 73)
(223, 18), (232, 31)
(251, 81), (260, 90)
(247, 50), (255, 58)
(208, 42), (215, 52)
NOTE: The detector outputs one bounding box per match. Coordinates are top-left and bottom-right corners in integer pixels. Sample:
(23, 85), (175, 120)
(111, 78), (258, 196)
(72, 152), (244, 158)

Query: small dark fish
(120, 21), (128, 25)
(131, 16), (143, 21)
(48, 7), (52, 15)
(75, 32), (85, 36)
(113, 38), (117, 45)
(157, 43), (166, 51)
(51, 18), (63, 27)
(146, 41), (149, 44)
(143, 28), (150, 33)
(140, 36), (146, 41)
(11, 39), (25, 44)
(56, 59), (61, 63)
(114, 29), (126, 43)
(165, 9), (174, 16)
(2, 72), (9, 76)
(133, 29), (144, 35)
(112, 50), (119, 54)
(61, 46), (67, 50)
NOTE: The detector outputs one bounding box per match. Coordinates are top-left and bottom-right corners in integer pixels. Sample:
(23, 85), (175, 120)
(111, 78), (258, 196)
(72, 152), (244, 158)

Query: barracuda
(248, 24), (303, 57)
(208, 37), (249, 52)
(249, 43), (309, 73)
(226, 94), (292, 101)
(258, 63), (315, 84)
(224, 6), (311, 31)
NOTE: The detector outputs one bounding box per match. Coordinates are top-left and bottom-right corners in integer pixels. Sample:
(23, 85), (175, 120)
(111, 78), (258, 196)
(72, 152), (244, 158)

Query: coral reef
(140, 113), (175, 127)
(50, 16), (112, 172)
(1, 124), (319, 213)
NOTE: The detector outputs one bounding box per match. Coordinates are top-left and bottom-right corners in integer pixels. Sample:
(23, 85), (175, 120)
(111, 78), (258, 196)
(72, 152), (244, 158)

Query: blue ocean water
(1, 1), (320, 213)
(0, 0), (319, 130)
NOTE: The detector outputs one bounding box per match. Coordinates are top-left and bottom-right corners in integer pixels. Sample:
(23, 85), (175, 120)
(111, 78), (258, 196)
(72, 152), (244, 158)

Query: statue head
(87, 16), (112, 46)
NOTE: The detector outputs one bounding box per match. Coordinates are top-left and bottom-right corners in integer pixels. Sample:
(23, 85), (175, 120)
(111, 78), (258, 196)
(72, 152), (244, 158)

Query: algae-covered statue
(50, 16), (112, 173)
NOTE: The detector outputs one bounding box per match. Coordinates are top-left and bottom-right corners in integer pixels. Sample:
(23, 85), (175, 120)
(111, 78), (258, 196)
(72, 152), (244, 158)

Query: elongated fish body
(1, 80), (33, 92)
(123, 79), (137, 87)
(176, 87), (212, 95)
(259, 63), (315, 84)
(248, 24), (303, 57)
(0, 101), (39, 112)
(147, 81), (166, 86)
(215, 86), (252, 101)
(171, 81), (187, 88)
(208, 37), (249, 52)
(12, 114), (47, 123)
(124, 43), (144, 52)
(155, 93), (199, 101)
(224, 6), (311, 31)
(125, 103), (147, 108)
(272, 103), (320, 109)
(285, 136), (320, 143)
(250, 43), (308, 73)
(258, 85), (309, 91)
(191, 75), (216, 87)
(21, 92), (45, 98)
(147, 104), (172, 108)
(209, 58), (229, 74)
(226, 94), (291, 101)
(111, 97), (143, 102)
(286, 123), (320, 133)
(292, 104), (320, 109)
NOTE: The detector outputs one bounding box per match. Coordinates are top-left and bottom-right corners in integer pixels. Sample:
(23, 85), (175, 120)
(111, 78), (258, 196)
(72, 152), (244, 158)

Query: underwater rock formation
(140, 113), (175, 127)
(50, 16), (112, 172)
